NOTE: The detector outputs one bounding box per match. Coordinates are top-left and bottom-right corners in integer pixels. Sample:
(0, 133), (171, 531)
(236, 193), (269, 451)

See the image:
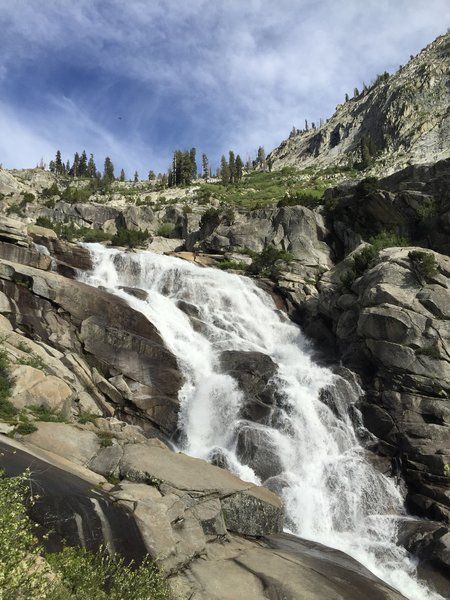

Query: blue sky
(0, 1), (449, 176)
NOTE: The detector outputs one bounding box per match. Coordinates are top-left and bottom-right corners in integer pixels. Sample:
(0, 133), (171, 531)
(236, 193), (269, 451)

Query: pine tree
(189, 148), (197, 180)
(201, 154), (209, 180)
(148, 170), (156, 180)
(70, 152), (80, 177)
(228, 151), (235, 183)
(49, 160), (55, 173)
(120, 169), (126, 181)
(55, 150), (63, 174)
(87, 154), (96, 178)
(220, 155), (230, 185)
(304, 119), (309, 131)
(79, 150), (88, 177)
(134, 171), (139, 182)
(235, 155), (243, 182)
(345, 93), (349, 102)
(65, 160), (71, 174)
(103, 157), (115, 183)
(354, 87), (359, 98)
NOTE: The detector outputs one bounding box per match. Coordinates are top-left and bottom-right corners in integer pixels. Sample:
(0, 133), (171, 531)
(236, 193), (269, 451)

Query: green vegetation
(0, 348), (14, 422)
(17, 352), (47, 371)
(217, 260), (246, 271)
(78, 411), (99, 425)
(341, 232), (408, 289)
(28, 405), (66, 423)
(247, 246), (294, 279)
(96, 431), (114, 448)
(35, 217), (112, 243)
(408, 250), (438, 282)
(111, 227), (150, 248)
(156, 223), (174, 237)
(0, 471), (170, 599)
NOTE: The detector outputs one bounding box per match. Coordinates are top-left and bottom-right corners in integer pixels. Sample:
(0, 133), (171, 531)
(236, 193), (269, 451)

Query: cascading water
(80, 244), (442, 600)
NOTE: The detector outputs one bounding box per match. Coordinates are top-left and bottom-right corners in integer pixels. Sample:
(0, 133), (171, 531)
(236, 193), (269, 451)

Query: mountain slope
(268, 31), (450, 175)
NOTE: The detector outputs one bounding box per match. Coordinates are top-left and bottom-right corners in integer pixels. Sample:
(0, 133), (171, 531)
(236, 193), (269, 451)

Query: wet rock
(235, 423), (283, 482)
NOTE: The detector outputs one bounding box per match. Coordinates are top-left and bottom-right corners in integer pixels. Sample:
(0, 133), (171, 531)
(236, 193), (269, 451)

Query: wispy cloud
(0, 0), (449, 173)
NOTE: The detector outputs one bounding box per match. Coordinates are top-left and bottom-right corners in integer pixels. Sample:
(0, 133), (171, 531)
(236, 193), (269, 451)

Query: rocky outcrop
(268, 32), (450, 175)
(298, 247), (450, 525)
(0, 256), (183, 435)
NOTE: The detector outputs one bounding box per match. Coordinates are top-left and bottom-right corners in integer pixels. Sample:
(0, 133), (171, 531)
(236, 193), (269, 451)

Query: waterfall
(80, 244), (442, 600)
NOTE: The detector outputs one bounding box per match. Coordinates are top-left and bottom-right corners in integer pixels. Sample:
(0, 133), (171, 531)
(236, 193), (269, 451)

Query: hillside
(268, 31), (450, 175)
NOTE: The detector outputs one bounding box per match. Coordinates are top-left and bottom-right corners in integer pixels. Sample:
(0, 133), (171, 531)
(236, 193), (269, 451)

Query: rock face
(302, 247), (450, 524)
(268, 31), (450, 175)
(0, 256), (183, 435)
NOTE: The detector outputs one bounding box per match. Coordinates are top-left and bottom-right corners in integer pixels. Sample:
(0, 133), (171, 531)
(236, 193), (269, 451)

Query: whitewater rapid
(80, 244), (442, 600)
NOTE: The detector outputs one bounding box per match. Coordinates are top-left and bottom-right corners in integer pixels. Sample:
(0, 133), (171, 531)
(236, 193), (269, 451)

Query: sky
(0, 1), (449, 177)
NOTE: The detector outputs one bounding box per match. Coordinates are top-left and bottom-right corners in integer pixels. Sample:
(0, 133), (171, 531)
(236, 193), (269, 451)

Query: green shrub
(96, 431), (114, 448)
(41, 183), (60, 198)
(21, 192), (35, 205)
(199, 208), (221, 229)
(17, 352), (46, 371)
(28, 405), (65, 423)
(247, 246), (293, 279)
(0, 472), (170, 599)
(277, 190), (323, 208)
(408, 250), (438, 281)
(111, 227), (150, 248)
(0, 348), (15, 422)
(15, 420), (38, 435)
(61, 186), (93, 204)
(369, 232), (408, 251)
(156, 222), (174, 237)
(217, 260), (246, 271)
(80, 229), (112, 243)
(35, 216), (55, 230)
(355, 177), (379, 199)
(78, 411), (99, 425)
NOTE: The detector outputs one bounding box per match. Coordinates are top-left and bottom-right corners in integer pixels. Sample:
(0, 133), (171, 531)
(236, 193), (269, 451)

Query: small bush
(369, 232), (408, 251)
(111, 228), (150, 248)
(408, 250), (438, 281)
(156, 222), (174, 238)
(217, 260), (246, 271)
(78, 411), (99, 425)
(277, 191), (322, 208)
(199, 207), (221, 229)
(15, 420), (38, 435)
(28, 405), (65, 423)
(97, 431), (114, 447)
(80, 228), (112, 243)
(0, 348), (15, 422)
(247, 246), (293, 279)
(355, 177), (379, 199)
(41, 183), (60, 198)
(17, 352), (46, 371)
(35, 216), (55, 230)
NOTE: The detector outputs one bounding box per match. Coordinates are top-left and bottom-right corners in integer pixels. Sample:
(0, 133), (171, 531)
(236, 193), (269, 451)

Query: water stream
(80, 244), (441, 600)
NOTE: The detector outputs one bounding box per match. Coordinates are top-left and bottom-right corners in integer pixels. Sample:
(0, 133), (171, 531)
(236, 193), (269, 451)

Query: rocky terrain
(268, 31), (450, 176)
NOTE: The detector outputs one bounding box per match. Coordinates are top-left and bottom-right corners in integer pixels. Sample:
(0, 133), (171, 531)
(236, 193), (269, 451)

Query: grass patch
(96, 431), (114, 447)
(17, 352), (46, 371)
(217, 260), (247, 271)
(78, 411), (99, 425)
(28, 405), (66, 423)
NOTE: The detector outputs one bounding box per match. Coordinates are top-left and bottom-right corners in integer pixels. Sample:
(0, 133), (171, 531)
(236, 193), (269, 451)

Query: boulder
(10, 365), (72, 413)
(24, 422), (100, 465)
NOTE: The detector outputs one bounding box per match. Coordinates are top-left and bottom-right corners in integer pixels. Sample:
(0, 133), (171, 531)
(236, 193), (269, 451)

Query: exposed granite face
(268, 32), (450, 175)
(295, 247), (450, 526)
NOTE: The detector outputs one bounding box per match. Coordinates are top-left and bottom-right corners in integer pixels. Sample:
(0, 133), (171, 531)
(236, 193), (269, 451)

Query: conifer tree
(87, 154), (96, 178)
(65, 160), (71, 174)
(201, 154), (209, 180)
(120, 169), (126, 181)
(228, 151), (235, 183)
(79, 150), (88, 177)
(55, 150), (63, 174)
(220, 155), (230, 185)
(49, 160), (55, 173)
(189, 148), (197, 180)
(134, 171), (139, 182)
(103, 157), (115, 183)
(148, 170), (156, 180)
(235, 155), (243, 182)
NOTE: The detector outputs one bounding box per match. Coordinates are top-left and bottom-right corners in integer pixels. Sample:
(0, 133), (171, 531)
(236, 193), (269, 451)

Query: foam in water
(80, 244), (442, 600)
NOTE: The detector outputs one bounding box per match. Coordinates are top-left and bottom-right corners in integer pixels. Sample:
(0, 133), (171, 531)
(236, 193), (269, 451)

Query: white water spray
(81, 244), (442, 600)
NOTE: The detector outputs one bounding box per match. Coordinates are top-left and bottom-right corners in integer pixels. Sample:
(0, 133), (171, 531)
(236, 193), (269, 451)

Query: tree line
(48, 144), (270, 189)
